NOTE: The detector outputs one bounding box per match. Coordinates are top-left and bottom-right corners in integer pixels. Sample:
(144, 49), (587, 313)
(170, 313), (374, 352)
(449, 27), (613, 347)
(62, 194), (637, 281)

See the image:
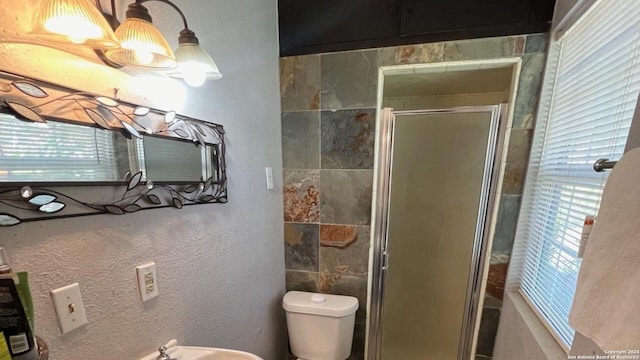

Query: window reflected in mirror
(0, 113), (134, 182)
(0, 113), (216, 184)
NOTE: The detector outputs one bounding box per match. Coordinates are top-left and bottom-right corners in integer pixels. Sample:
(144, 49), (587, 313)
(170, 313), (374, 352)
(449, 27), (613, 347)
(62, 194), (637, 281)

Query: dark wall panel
(279, 0), (556, 56)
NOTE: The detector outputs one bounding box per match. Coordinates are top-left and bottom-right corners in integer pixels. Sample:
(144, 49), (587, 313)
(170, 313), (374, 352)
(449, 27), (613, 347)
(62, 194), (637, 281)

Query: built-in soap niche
(0, 69), (227, 226)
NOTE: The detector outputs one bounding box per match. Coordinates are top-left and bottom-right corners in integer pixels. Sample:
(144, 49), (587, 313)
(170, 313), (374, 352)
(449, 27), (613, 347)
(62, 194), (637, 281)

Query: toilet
(283, 291), (359, 360)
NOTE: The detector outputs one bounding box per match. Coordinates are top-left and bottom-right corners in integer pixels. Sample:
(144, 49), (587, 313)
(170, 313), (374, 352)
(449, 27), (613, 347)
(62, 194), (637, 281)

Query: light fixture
(106, 3), (176, 69)
(172, 29), (223, 87)
(30, 0), (120, 49)
(30, 0), (222, 86)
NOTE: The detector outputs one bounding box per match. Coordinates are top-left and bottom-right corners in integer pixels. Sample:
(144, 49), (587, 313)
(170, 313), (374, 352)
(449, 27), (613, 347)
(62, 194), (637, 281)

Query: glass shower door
(378, 108), (500, 360)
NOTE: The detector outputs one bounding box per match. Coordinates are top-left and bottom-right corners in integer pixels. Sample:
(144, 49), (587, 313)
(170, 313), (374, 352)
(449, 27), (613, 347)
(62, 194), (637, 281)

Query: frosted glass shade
(172, 43), (222, 87)
(31, 0), (119, 49)
(107, 18), (176, 69)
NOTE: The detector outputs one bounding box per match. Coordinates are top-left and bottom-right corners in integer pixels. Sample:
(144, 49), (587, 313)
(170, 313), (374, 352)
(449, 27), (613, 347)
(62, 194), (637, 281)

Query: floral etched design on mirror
(0, 70), (227, 226)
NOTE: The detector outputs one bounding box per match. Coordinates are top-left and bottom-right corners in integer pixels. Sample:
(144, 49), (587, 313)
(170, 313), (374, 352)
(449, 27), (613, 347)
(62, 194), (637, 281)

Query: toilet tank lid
(283, 291), (359, 317)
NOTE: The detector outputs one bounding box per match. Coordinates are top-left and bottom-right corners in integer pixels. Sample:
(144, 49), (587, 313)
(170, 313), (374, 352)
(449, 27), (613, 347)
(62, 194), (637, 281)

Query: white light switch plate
(135, 262), (158, 302)
(265, 167), (274, 190)
(50, 283), (87, 335)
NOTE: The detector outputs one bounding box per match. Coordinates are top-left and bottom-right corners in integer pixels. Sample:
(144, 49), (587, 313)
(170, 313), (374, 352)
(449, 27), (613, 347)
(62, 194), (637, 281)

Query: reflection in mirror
(0, 114), (217, 184)
(0, 113), (135, 182)
(141, 136), (207, 183)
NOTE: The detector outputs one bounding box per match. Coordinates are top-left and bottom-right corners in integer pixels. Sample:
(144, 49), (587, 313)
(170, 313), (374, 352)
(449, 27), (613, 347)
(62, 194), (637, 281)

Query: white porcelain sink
(139, 340), (263, 360)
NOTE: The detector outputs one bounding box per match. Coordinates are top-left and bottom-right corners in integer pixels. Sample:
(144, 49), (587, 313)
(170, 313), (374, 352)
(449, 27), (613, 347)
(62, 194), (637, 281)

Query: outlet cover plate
(50, 283), (88, 335)
(135, 262), (158, 302)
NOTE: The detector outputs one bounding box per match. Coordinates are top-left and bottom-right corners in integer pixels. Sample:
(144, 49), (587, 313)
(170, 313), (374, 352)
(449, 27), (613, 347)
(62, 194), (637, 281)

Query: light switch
(135, 262), (158, 302)
(265, 167), (274, 190)
(50, 283), (88, 335)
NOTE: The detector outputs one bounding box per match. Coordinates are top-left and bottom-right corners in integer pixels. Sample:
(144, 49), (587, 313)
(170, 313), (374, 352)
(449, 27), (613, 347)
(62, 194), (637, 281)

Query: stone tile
(321, 50), (378, 110)
(322, 274), (368, 323)
(284, 223), (319, 272)
(283, 169), (320, 223)
(348, 322), (366, 360)
(285, 270), (319, 293)
(491, 195), (522, 255)
(513, 53), (546, 129)
(484, 254), (510, 309)
(378, 43), (444, 66)
(320, 170), (373, 225)
(444, 36), (517, 61)
(476, 308), (500, 357)
(320, 226), (371, 277)
(525, 33), (549, 54)
(282, 111), (320, 169)
(280, 55), (321, 111)
(502, 129), (533, 194)
(514, 36), (525, 56)
(321, 109), (376, 169)
(320, 224), (359, 248)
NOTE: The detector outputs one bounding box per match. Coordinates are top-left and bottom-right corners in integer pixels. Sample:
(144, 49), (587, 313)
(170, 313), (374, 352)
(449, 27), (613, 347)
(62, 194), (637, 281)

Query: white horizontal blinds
(515, 0), (640, 347)
(0, 114), (119, 182)
(509, 41), (563, 290)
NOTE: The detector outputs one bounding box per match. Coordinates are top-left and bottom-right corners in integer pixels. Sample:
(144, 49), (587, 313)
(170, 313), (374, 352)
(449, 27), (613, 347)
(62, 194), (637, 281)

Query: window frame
(508, 0), (640, 351)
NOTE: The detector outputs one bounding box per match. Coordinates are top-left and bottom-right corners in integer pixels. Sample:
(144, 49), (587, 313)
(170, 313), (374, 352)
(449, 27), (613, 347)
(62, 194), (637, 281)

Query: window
(510, 0), (640, 348)
(0, 114), (121, 182)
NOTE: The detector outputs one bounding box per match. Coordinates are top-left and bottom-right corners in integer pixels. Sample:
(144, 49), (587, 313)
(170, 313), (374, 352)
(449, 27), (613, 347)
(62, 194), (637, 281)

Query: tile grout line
(284, 168), (374, 172)
(284, 221), (371, 228)
(318, 54), (323, 231)
(285, 269), (370, 279)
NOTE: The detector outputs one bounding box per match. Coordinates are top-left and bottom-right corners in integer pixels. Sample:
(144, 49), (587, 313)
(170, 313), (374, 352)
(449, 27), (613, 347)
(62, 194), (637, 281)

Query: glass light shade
(107, 18), (176, 69)
(30, 0), (119, 49)
(172, 43), (222, 87)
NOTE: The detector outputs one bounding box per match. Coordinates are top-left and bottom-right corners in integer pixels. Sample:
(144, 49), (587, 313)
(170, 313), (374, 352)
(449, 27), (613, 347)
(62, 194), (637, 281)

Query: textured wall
(279, 34), (547, 359)
(0, 1), (286, 360)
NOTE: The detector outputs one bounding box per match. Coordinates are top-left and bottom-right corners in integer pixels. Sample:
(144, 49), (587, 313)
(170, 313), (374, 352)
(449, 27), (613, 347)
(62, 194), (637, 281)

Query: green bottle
(0, 248), (36, 360)
(0, 332), (13, 360)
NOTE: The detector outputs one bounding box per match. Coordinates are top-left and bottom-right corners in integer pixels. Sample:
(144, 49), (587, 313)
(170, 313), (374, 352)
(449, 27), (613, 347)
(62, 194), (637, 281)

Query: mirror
(0, 70), (227, 226)
(142, 136), (213, 183)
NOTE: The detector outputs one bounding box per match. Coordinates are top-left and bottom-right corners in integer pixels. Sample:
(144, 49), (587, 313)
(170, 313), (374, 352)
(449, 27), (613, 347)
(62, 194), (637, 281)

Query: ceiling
(384, 67), (514, 98)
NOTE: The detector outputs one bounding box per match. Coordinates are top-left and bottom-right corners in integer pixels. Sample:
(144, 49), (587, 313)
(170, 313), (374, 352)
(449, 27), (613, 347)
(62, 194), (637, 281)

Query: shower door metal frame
(367, 105), (508, 360)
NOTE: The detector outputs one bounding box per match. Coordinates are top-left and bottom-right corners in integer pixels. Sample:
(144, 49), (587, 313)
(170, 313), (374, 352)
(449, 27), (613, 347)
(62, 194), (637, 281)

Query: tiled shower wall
(280, 34), (547, 360)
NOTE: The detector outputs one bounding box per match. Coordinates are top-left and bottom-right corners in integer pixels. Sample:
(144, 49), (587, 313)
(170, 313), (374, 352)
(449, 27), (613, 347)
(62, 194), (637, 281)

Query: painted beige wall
(552, 0), (580, 29)
(493, 292), (565, 360)
(0, 1), (286, 359)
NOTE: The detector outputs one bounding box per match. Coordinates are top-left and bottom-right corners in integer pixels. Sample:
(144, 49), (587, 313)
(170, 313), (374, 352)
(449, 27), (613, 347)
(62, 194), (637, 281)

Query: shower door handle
(382, 251), (390, 271)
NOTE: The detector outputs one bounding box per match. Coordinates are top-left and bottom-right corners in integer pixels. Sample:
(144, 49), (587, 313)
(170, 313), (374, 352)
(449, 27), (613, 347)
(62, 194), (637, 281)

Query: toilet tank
(283, 291), (359, 360)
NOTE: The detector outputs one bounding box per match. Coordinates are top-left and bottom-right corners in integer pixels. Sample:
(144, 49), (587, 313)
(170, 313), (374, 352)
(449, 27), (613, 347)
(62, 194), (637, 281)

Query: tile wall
(280, 33), (548, 360)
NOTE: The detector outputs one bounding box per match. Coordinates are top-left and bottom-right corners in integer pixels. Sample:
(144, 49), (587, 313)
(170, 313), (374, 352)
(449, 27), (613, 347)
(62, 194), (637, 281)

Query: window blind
(0, 114), (119, 182)
(510, 0), (640, 347)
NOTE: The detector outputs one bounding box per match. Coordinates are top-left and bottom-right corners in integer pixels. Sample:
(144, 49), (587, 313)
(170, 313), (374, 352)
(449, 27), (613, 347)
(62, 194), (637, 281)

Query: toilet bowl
(283, 291), (359, 360)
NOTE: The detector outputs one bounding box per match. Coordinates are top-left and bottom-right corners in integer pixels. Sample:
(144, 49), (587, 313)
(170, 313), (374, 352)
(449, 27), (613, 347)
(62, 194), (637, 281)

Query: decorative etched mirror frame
(0, 70), (227, 227)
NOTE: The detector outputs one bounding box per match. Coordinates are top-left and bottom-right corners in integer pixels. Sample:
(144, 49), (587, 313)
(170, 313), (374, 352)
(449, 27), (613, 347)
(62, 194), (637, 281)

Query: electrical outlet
(135, 262), (158, 301)
(50, 283), (88, 335)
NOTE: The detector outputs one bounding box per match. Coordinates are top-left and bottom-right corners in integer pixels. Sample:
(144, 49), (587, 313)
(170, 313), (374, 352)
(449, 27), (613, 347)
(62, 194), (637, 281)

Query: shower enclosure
(368, 105), (507, 360)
